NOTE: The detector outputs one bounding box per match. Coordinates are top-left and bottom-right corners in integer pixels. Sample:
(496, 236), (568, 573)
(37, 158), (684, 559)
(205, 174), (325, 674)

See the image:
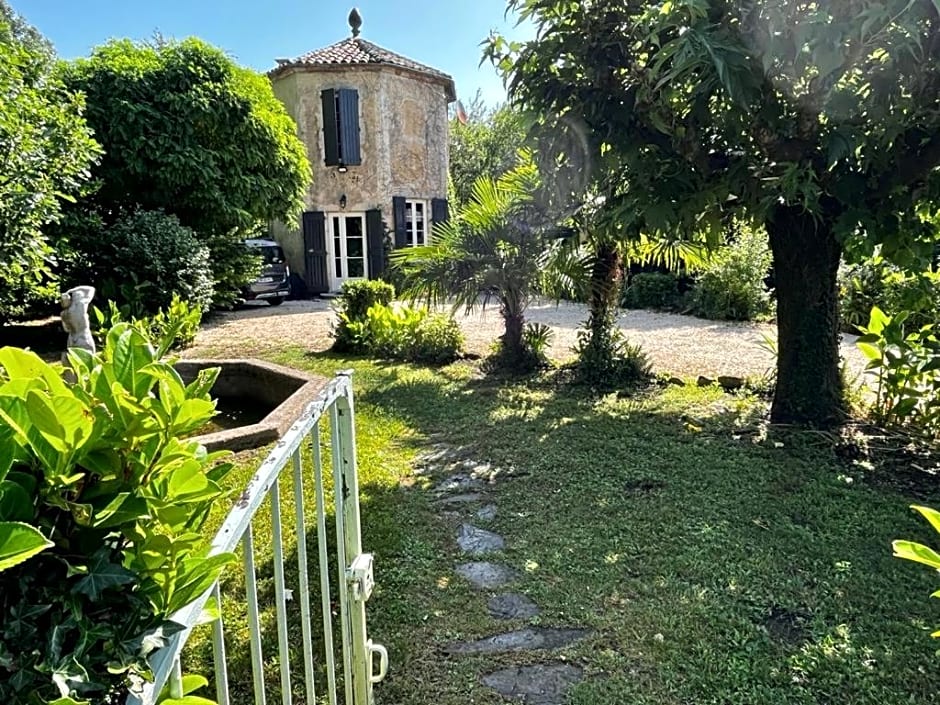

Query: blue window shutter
(338, 89), (361, 166)
(321, 90), (339, 166)
(392, 197), (407, 248)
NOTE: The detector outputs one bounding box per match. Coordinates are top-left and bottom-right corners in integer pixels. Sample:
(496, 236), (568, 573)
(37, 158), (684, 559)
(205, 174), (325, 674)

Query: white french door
(328, 213), (368, 291)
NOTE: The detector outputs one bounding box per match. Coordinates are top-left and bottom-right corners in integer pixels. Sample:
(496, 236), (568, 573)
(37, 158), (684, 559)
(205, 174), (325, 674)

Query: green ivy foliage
(0, 325), (232, 704)
(0, 1), (100, 322)
(59, 37), (310, 308)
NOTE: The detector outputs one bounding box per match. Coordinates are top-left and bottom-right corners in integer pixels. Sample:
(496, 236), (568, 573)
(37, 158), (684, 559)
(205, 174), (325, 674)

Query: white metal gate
(127, 371), (387, 705)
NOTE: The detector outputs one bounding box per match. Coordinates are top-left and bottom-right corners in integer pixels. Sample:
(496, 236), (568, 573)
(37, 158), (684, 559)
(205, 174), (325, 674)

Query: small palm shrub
(622, 272), (680, 310)
(689, 227), (774, 321)
(394, 157), (554, 371)
(573, 322), (652, 389)
(343, 302), (463, 364)
(332, 280), (397, 352)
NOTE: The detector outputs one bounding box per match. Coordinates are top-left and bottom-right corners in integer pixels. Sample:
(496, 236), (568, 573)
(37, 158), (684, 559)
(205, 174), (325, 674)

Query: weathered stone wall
(270, 65), (451, 277)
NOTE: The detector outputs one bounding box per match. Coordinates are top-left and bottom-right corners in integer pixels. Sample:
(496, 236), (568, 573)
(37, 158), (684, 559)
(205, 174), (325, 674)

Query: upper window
(404, 200), (426, 247)
(321, 88), (361, 167)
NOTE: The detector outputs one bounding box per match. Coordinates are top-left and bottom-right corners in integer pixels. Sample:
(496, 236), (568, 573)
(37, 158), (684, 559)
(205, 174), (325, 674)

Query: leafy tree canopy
(490, 0), (940, 264)
(0, 0), (99, 321)
(62, 37), (311, 238)
(488, 0), (940, 425)
(449, 94), (527, 208)
(59, 37), (311, 306)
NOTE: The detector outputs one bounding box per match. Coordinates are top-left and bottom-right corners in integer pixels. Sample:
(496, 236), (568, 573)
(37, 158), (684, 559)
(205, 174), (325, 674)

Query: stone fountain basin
(174, 358), (328, 453)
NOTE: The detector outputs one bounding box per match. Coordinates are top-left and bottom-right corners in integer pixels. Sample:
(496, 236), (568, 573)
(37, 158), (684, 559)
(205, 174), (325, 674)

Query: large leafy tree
(489, 0), (940, 426)
(449, 95), (528, 208)
(0, 1), (99, 321)
(60, 38), (311, 307)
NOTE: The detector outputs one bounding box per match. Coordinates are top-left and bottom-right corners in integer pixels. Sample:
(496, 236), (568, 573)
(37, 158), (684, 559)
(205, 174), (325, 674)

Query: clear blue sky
(12, 0), (532, 106)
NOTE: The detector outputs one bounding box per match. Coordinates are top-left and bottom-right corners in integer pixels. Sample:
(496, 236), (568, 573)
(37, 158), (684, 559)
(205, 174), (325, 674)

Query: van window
(260, 245), (285, 265)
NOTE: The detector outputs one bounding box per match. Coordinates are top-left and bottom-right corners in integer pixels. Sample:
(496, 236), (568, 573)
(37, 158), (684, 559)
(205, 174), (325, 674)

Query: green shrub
(0, 325), (230, 704)
(203, 232), (263, 310)
(689, 227), (774, 321)
(94, 293), (203, 352)
(622, 272), (680, 310)
(343, 301), (463, 364)
(857, 305), (940, 435)
(332, 280), (397, 352)
(573, 322), (652, 389)
(65, 209), (215, 315)
(840, 257), (939, 334)
(413, 311), (466, 364)
(522, 322), (554, 366)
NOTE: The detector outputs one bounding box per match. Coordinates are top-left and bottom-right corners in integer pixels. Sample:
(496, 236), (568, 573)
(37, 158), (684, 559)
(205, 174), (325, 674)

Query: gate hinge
(346, 553), (375, 602)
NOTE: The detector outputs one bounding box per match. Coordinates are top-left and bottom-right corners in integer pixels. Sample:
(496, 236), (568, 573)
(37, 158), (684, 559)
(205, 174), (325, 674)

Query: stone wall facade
(270, 65), (451, 280)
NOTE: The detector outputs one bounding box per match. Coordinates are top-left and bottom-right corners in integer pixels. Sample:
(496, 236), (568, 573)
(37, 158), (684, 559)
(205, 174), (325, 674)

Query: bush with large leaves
(0, 1), (99, 322)
(0, 327), (232, 704)
(59, 37), (310, 308)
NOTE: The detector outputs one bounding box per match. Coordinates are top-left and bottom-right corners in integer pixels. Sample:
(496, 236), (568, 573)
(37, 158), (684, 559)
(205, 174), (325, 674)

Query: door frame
(326, 212), (368, 292)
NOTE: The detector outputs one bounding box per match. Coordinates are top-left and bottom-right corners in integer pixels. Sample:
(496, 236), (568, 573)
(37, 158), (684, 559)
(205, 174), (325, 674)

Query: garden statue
(60, 285), (96, 361)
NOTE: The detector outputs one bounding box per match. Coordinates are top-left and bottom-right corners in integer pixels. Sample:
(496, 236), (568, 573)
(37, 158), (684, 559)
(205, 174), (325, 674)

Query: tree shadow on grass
(187, 354), (940, 705)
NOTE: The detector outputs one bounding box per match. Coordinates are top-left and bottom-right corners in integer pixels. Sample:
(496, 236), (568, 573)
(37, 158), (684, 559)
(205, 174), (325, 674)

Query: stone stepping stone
(476, 504), (498, 522)
(457, 524), (505, 555)
(443, 627), (590, 655)
(455, 562), (517, 590)
(488, 593), (540, 620)
(433, 473), (485, 495)
(482, 663), (584, 705)
(433, 492), (485, 506)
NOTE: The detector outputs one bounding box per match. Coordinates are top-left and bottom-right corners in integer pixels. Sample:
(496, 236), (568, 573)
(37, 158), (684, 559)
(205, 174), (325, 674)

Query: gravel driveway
(188, 299), (866, 380)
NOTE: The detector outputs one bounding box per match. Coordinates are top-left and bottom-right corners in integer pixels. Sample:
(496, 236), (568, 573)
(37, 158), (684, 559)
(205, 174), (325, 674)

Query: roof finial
(349, 7), (362, 37)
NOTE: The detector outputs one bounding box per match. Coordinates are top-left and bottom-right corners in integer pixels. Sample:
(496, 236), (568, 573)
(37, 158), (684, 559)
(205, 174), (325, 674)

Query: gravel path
(187, 299), (866, 380)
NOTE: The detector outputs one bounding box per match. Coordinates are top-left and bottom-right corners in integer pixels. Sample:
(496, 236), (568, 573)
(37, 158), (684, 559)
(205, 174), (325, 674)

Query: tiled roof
(271, 37), (456, 99)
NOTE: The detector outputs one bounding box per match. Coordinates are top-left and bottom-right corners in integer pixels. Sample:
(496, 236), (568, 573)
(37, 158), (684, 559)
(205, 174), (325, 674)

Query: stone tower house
(269, 9), (456, 294)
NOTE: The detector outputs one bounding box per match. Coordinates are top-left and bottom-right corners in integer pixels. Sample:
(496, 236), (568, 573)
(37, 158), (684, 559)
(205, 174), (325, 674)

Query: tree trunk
(588, 241), (623, 326)
(766, 204), (846, 426)
(501, 308), (525, 363)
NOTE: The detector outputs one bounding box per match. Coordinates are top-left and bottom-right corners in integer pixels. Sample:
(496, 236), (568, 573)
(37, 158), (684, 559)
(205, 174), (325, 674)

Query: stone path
(419, 442), (590, 705)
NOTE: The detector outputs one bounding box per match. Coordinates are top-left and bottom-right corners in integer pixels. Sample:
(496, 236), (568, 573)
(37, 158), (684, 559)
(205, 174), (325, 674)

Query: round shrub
(66, 209), (214, 315)
(332, 280), (397, 352)
(622, 272), (680, 310)
(411, 313), (465, 364)
(689, 227), (774, 321)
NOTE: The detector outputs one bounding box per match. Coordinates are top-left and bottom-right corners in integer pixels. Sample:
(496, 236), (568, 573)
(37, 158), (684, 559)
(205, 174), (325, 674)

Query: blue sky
(12, 0), (533, 106)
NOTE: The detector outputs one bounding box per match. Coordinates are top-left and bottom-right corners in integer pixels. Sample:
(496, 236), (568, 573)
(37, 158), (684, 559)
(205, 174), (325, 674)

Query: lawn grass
(186, 345), (940, 704)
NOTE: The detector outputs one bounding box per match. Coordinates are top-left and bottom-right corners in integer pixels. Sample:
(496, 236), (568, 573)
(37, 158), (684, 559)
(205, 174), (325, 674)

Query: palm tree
(392, 158), (554, 368)
(543, 191), (712, 387)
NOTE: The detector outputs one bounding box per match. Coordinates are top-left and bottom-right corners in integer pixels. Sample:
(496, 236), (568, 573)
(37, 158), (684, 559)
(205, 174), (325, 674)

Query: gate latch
(347, 553), (375, 602)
